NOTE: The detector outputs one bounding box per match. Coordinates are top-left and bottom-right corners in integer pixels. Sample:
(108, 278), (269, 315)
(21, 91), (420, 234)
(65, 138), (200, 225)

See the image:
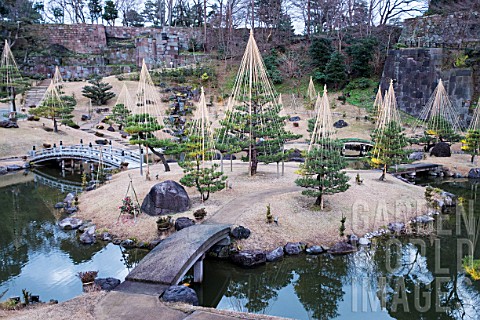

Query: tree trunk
(148, 145), (170, 172)
(53, 117), (58, 133)
(10, 87), (16, 113)
(471, 154), (475, 163)
(250, 145), (258, 175)
(379, 164), (387, 181)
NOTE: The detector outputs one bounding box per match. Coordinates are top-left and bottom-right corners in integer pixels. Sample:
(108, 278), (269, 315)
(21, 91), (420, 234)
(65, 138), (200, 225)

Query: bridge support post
(193, 254), (205, 283)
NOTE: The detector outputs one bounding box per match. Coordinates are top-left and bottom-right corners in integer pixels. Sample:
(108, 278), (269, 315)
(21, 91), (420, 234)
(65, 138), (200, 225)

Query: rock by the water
(231, 250), (266, 267)
(65, 206), (78, 214)
(306, 245), (324, 254)
(0, 166), (7, 175)
(6, 164), (22, 171)
(54, 202), (64, 209)
(348, 234), (359, 245)
(284, 242), (303, 255)
(329, 242), (356, 255)
(94, 277), (120, 291)
(58, 217), (83, 230)
(468, 168), (480, 179)
(289, 116), (301, 121)
(266, 246), (284, 262)
(231, 226), (251, 240)
(430, 142), (451, 157)
(141, 180), (190, 216)
(358, 238), (371, 246)
(162, 285), (198, 306)
(208, 245), (231, 259)
(79, 226), (96, 244)
(0, 120), (19, 128)
(121, 239), (136, 248)
(409, 152), (424, 161)
(388, 222), (405, 233)
(174, 217), (195, 231)
(412, 215), (435, 224)
(99, 232), (112, 242)
(63, 193), (75, 207)
(333, 120), (348, 128)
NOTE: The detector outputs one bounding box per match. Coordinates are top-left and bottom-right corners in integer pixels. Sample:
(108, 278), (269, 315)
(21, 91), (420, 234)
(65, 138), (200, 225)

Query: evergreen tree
(179, 134), (227, 201)
(111, 103), (131, 130)
(462, 130), (480, 163)
(314, 52), (347, 90)
(103, 0), (118, 26)
(125, 113), (182, 172)
(346, 37), (377, 78)
(295, 138), (349, 209)
(88, 0), (103, 24)
(309, 38), (334, 69)
(81, 76), (116, 106)
(30, 94), (75, 133)
(371, 121), (409, 180)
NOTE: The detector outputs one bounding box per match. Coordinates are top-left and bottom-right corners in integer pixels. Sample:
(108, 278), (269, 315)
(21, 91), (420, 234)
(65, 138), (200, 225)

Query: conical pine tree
(296, 139), (349, 209)
(0, 40), (29, 113)
(217, 31), (299, 176)
(296, 85), (349, 209)
(180, 88), (227, 201)
(462, 100), (480, 163)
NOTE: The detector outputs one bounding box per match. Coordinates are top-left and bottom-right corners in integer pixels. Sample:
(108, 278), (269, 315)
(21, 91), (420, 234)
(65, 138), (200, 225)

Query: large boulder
(162, 285), (198, 306)
(306, 245), (325, 255)
(266, 246), (284, 262)
(94, 278), (120, 291)
(63, 193), (76, 207)
(409, 152), (424, 161)
(468, 168), (480, 179)
(141, 180), (190, 216)
(230, 226), (251, 240)
(231, 250), (266, 267)
(430, 142), (451, 157)
(79, 226), (96, 244)
(0, 120), (19, 128)
(0, 166), (7, 175)
(174, 217), (195, 231)
(58, 217), (83, 230)
(328, 242), (356, 255)
(284, 242), (302, 255)
(333, 120), (348, 128)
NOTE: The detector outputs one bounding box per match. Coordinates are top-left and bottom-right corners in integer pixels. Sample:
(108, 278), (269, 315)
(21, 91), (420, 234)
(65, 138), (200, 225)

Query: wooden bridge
(33, 170), (83, 193)
(117, 224), (231, 295)
(392, 163), (443, 175)
(27, 144), (142, 169)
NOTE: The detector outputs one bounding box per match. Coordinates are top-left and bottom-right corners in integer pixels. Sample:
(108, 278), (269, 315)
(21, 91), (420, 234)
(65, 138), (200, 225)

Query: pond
(0, 171), (147, 303)
(198, 178), (480, 319)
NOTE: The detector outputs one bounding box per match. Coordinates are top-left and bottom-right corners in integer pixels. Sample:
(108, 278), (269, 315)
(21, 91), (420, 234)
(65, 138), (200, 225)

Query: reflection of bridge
(33, 170), (83, 193)
(117, 224), (231, 295)
(27, 144), (141, 169)
(340, 138), (374, 157)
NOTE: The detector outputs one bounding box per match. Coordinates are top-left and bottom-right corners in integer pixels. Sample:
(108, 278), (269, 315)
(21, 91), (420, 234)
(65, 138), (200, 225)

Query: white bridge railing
(28, 144), (142, 169)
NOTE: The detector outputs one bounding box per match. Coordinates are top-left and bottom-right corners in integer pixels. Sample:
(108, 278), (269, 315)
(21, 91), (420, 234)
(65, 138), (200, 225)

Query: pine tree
(295, 138), (349, 209)
(371, 121), (409, 180)
(30, 85), (75, 133)
(217, 32), (300, 176)
(323, 52), (347, 90)
(81, 76), (116, 106)
(112, 103), (131, 129)
(179, 134), (227, 201)
(124, 113), (181, 172)
(462, 129), (480, 163)
(103, 0), (118, 26)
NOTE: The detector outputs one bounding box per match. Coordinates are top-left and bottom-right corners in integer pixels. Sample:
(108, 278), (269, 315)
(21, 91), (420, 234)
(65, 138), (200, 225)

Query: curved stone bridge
(27, 144), (141, 169)
(125, 223), (231, 288)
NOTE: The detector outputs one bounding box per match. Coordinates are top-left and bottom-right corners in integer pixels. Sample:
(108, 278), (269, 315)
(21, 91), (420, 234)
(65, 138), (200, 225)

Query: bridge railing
(28, 144), (141, 167)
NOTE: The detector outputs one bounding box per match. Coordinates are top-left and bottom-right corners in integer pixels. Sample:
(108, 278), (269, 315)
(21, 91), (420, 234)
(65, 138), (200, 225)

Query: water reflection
(0, 173), (148, 302)
(201, 178), (480, 319)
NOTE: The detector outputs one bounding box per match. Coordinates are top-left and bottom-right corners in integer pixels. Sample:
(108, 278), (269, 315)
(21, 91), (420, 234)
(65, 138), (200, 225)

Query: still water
(199, 178), (480, 319)
(0, 171), (146, 303)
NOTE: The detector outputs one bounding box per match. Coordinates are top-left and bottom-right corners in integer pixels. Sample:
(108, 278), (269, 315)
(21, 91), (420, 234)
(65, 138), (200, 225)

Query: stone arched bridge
(27, 144), (141, 169)
(117, 224), (231, 295)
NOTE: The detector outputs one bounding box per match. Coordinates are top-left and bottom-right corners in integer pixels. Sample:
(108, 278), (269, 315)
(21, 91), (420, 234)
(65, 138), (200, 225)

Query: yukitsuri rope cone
(188, 87), (216, 163)
(372, 85), (383, 121)
(371, 79), (405, 180)
(307, 85), (335, 155)
(116, 82), (134, 112)
(411, 79), (463, 141)
(0, 40), (24, 113)
(52, 66), (64, 90)
(217, 30), (295, 176)
(307, 76), (316, 102)
(468, 98), (480, 132)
